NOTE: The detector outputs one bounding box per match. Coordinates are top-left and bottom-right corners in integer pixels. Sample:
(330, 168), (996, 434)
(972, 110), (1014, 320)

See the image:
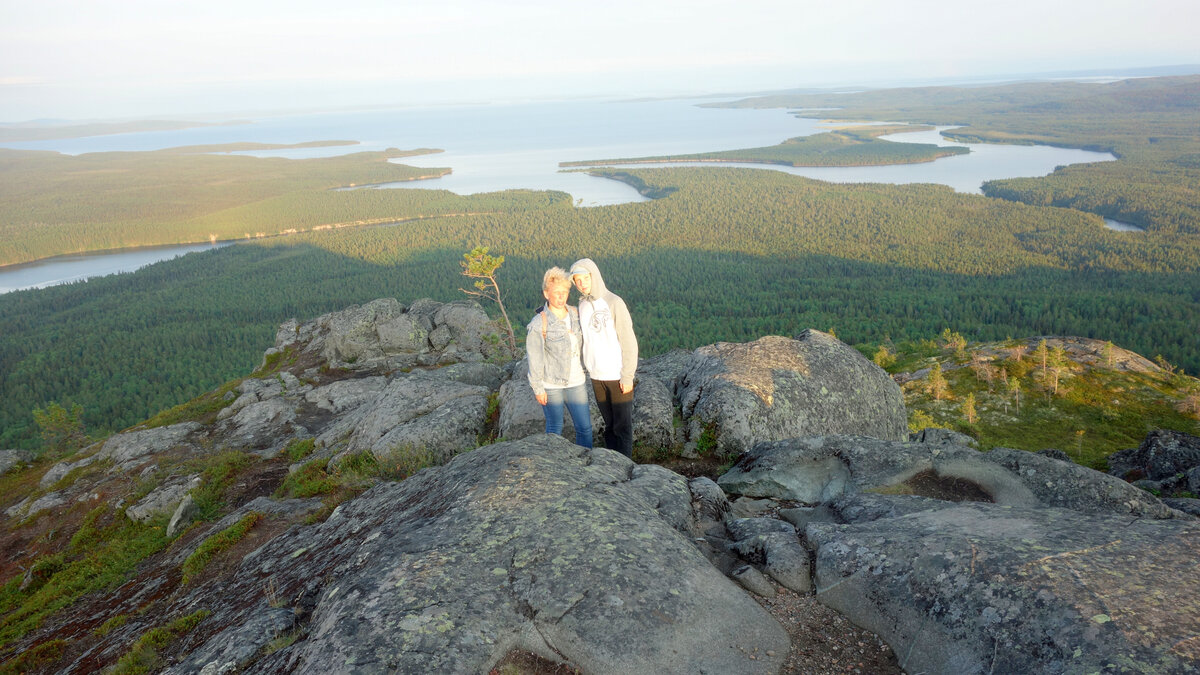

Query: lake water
(599, 126), (1113, 195)
(0, 242), (228, 294)
(0, 97), (1122, 293)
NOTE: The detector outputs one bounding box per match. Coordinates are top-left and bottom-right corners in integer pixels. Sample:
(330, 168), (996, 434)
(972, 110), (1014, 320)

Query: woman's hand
(536, 392), (548, 406)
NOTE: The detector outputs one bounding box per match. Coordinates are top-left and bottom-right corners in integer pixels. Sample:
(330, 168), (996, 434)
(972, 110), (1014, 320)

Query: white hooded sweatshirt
(569, 258), (638, 389)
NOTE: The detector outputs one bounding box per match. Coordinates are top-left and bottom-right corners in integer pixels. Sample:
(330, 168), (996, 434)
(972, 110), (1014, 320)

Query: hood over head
(569, 258), (609, 298)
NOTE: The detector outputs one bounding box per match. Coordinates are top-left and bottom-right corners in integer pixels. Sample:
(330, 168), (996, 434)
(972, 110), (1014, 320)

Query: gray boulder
(677, 332), (906, 456)
(170, 435), (789, 674)
(637, 348), (693, 395)
(429, 301), (510, 362)
(274, 297), (509, 374)
(1163, 497), (1200, 517)
(167, 495), (200, 538)
(38, 453), (99, 489)
(125, 474), (202, 523)
(318, 297), (413, 367)
(0, 449), (33, 476)
(983, 447), (1175, 518)
(718, 435), (1035, 506)
(216, 399), (307, 458)
(98, 422), (201, 470)
(808, 502), (1200, 675)
(6, 490), (68, 519)
(343, 373), (489, 463)
(725, 520), (812, 594)
(1108, 429), (1200, 488)
(219, 374), (310, 421)
(825, 492), (959, 523)
(631, 375), (677, 450)
(422, 362), (507, 390)
(303, 376), (388, 414)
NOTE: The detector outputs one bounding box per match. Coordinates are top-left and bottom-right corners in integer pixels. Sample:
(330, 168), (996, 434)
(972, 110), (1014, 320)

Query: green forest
(0, 75), (1197, 451)
(717, 75), (1200, 236)
(561, 125), (967, 167)
(0, 145), (457, 265)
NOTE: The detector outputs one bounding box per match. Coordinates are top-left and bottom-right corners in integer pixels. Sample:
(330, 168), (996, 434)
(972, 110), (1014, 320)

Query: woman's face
(543, 282), (570, 310)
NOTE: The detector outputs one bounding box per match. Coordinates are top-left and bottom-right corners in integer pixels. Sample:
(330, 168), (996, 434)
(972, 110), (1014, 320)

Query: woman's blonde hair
(542, 266), (570, 291)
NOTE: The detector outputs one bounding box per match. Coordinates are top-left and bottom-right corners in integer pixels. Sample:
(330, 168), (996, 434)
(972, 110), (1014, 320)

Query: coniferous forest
(0, 76), (1197, 450)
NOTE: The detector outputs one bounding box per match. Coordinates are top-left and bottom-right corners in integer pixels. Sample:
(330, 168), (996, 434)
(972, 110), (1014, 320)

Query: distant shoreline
(0, 119), (251, 143)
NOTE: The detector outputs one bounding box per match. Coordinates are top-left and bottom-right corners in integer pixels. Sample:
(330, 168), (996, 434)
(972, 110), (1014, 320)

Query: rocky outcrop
(339, 372), (490, 462)
(808, 503), (1200, 674)
(717, 434), (1176, 519)
(10, 296), (1196, 675)
(1108, 429), (1200, 496)
(0, 449), (33, 476)
(677, 332), (907, 455)
(162, 436), (789, 674)
(701, 430), (1197, 674)
(270, 297), (510, 373)
(213, 299), (511, 463)
(124, 474), (202, 523)
(984, 446), (1178, 518)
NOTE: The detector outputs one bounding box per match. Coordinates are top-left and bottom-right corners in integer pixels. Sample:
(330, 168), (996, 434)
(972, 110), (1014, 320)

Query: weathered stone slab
(808, 503), (1200, 675)
(172, 435), (789, 674)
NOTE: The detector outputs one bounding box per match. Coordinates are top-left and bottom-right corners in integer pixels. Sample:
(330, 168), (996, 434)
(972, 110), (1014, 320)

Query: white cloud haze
(1, 0), (1197, 120)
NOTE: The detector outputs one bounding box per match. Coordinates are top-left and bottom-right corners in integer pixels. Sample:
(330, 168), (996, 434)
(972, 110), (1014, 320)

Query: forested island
(0, 75), (1197, 454)
(560, 125), (968, 167)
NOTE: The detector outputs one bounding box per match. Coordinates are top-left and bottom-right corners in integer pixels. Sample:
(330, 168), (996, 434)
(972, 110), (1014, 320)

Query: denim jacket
(526, 304), (582, 397)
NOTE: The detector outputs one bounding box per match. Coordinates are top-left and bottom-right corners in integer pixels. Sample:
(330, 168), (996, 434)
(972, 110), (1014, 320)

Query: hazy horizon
(3, 0), (1199, 123)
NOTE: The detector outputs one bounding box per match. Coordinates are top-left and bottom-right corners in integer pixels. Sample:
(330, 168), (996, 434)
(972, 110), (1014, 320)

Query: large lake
(1, 97), (1119, 293)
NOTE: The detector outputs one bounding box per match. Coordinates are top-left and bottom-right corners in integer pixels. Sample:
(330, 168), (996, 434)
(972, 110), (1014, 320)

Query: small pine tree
(32, 401), (87, 456)
(1102, 341), (1115, 368)
(873, 344), (896, 369)
(459, 246), (517, 355)
(962, 393), (977, 425)
(927, 362), (949, 401)
(940, 328), (967, 358)
(1048, 346), (1069, 395)
(1034, 339), (1049, 376)
(1007, 376), (1022, 411)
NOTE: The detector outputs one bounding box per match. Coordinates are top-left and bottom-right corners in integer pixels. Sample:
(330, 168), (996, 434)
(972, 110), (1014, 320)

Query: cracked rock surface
(176, 435), (788, 674)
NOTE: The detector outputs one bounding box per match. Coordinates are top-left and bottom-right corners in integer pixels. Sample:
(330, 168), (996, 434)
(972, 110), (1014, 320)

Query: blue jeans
(542, 384), (593, 448)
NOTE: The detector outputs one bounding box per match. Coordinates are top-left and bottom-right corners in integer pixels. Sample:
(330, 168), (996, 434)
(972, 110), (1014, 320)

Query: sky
(1, 0), (1198, 122)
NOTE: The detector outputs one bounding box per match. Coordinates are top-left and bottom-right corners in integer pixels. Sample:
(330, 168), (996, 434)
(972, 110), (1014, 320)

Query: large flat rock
(168, 435), (789, 674)
(808, 503), (1200, 674)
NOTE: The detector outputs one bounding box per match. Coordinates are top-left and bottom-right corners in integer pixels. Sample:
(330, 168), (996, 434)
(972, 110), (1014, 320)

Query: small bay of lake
(0, 243), (228, 294)
(0, 98), (1123, 293)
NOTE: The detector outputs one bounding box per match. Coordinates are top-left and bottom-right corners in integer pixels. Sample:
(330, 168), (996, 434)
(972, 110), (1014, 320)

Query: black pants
(591, 379), (634, 458)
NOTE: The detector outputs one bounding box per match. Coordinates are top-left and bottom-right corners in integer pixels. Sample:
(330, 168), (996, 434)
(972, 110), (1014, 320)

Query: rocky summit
(2, 297), (1198, 675)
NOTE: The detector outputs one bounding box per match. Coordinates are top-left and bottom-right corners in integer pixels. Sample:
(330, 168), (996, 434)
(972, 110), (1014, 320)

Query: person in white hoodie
(569, 258), (638, 458)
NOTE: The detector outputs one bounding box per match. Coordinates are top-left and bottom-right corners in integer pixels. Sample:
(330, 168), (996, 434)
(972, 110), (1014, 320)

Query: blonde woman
(526, 267), (593, 448)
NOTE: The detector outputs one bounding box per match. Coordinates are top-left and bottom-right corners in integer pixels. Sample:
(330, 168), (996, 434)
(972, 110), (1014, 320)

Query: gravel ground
(755, 582), (904, 675)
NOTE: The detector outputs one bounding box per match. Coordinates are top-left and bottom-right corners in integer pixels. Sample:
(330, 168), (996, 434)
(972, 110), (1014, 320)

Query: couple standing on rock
(525, 258), (638, 458)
